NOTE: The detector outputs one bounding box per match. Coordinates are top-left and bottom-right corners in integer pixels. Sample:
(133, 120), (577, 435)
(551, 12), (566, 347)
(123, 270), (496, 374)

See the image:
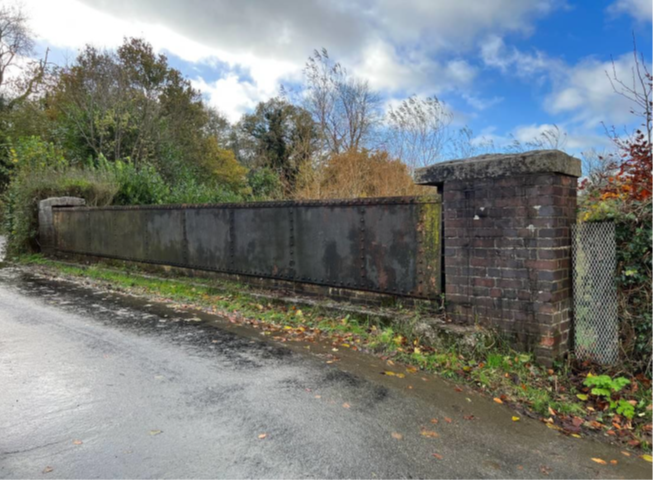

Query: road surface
(0, 264), (650, 479)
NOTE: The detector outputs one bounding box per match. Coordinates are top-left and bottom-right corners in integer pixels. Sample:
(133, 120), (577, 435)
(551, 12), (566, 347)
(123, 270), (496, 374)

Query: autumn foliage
(294, 149), (432, 200)
(582, 129), (652, 203)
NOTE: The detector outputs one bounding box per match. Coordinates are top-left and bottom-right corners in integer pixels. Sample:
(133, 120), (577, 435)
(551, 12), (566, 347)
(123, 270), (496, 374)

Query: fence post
(415, 150), (581, 364)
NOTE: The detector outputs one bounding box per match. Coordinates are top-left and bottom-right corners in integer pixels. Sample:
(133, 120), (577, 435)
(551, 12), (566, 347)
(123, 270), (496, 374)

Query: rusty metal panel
(294, 205), (363, 289)
(186, 208), (231, 271)
(53, 209), (88, 252)
(363, 204), (419, 295)
(232, 207), (293, 278)
(108, 210), (147, 260)
(50, 196), (442, 298)
(144, 209), (185, 265)
(87, 209), (114, 256)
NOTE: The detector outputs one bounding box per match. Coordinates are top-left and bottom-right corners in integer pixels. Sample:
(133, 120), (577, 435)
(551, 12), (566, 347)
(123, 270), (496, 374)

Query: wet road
(0, 265), (650, 479)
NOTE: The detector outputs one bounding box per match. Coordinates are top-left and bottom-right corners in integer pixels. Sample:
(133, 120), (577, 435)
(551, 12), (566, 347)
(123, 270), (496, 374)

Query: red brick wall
(442, 172), (577, 363)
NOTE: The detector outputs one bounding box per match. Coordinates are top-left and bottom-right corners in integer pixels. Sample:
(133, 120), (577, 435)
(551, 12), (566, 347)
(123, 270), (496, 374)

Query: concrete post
(415, 150), (581, 363)
(38, 197), (86, 254)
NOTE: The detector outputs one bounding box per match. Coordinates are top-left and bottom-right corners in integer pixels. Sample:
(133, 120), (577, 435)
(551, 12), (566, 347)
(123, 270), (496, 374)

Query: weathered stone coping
(414, 150), (582, 185)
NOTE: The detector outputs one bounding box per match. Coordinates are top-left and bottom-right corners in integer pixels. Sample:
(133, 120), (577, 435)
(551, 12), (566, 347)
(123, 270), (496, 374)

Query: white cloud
(608, 0), (652, 23)
(193, 75), (271, 123)
(18, 0), (563, 120)
(461, 93), (504, 111)
(21, 0), (301, 121)
(371, 0), (560, 52)
(546, 53), (651, 128)
(479, 31), (650, 149)
(356, 39), (477, 94)
(480, 35), (561, 79)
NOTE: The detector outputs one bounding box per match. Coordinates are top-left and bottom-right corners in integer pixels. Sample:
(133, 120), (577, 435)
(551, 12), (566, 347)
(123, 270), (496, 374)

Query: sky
(17, 0), (653, 157)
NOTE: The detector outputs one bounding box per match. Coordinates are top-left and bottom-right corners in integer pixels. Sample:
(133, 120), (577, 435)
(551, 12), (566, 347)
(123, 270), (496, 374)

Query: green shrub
(2, 167), (118, 256)
(583, 374), (635, 419)
(0, 137), (120, 255)
(247, 167), (284, 200)
(108, 160), (169, 206)
(0, 135), (257, 256)
(166, 178), (242, 204)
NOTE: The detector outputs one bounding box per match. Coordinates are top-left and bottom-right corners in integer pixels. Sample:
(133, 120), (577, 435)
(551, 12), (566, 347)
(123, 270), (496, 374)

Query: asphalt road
(0, 265), (650, 479)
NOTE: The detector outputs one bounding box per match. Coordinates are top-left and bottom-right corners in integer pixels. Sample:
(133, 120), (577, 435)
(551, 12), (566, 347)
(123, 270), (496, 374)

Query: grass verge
(14, 254), (652, 451)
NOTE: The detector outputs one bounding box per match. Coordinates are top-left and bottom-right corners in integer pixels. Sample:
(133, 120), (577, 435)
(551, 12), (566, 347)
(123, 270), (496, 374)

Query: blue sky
(20, 0), (653, 157)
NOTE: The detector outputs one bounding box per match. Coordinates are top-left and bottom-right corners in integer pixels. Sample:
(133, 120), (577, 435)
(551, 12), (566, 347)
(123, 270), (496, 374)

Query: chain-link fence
(572, 222), (618, 365)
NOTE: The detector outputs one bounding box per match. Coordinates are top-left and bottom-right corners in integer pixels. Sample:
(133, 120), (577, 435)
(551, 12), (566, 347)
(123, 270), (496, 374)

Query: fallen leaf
(444, 417), (452, 424)
(621, 451), (631, 457)
(571, 434), (581, 438)
(610, 460), (618, 465)
(641, 454), (652, 462)
(406, 366), (418, 373)
(315, 395), (321, 399)
(576, 394), (588, 401)
(420, 429), (439, 438)
(454, 386), (463, 392)
(42, 466), (53, 474)
(463, 415), (475, 421)
(258, 433), (267, 439)
(342, 403), (351, 409)
(391, 432), (403, 440)
(591, 458), (607, 465)
(149, 430), (162, 436)
(396, 373), (406, 379)
(383, 371), (396, 376)
(512, 416), (520, 422)
(540, 465), (551, 476)
(432, 453), (443, 460)
(430, 418), (438, 424)
(493, 398), (503, 404)
(548, 407), (556, 416)
(72, 440), (83, 445)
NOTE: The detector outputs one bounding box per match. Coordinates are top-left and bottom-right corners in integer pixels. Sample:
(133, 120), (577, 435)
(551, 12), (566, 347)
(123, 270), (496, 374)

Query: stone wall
(415, 150), (581, 363)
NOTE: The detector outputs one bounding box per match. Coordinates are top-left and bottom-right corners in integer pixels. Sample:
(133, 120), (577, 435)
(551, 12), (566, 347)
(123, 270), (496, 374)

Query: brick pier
(415, 150), (581, 363)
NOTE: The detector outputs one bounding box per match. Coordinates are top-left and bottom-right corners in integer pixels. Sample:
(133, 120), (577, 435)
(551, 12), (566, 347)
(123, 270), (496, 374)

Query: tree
(294, 149), (429, 200)
(303, 49), (381, 155)
(47, 37), (244, 187)
(240, 97), (318, 194)
(584, 39), (653, 203)
(194, 136), (247, 191)
(0, 4), (51, 191)
(606, 38), (652, 147)
(384, 95), (452, 170)
(0, 3), (48, 111)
